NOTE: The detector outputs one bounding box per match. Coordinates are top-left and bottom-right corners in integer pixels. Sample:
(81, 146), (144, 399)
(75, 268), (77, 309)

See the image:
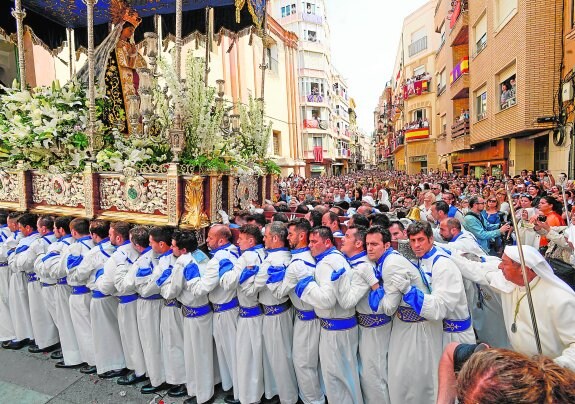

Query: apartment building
(389, 1), (439, 174)
(562, 0), (575, 178)
(437, 0), (563, 177)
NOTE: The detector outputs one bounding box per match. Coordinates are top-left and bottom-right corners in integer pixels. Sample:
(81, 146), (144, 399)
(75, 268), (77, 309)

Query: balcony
(450, 57), (469, 100)
(451, 119), (470, 138)
(405, 127), (430, 142)
(303, 119), (329, 131)
(408, 36), (428, 57)
(449, 0), (469, 47)
(402, 78), (431, 100)
(451, 133), (471, 152)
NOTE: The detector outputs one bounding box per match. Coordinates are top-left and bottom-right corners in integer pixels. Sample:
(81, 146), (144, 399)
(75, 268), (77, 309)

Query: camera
(537, 214), (547, 222)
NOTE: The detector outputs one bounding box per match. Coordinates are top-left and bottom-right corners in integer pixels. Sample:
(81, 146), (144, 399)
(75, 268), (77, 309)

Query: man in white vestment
(219, 224), (266, 404)
(294, 226), (363, 404)
(254, 222), (298, 404)
(5, 213), (38, 349)
(451, 245), (575, 371)
(27, 215), (60, 353)
(134, 226), (173, 394)
(115, 226), (149, 386)
(73, 220), (125, 377)
(205, 225), (241, 404)
(439, 218), (510, 348)
(0, 212), (17, 344)
(63, 218), (97, 373)
(155, 230), (188, 399)
(267, 218), (324, 404)
(45, 217), (83, 368)
(162, 230), (216, 404)
(338, 225), (400, 404)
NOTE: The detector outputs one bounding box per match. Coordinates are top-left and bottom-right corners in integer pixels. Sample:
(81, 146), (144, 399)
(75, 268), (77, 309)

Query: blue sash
(319, 316), (357, 331)
(357, 312), (392, 328)
(212, 297), (239, 313)
(182, 304), (212, 318)
(295, 308), (316, 321)
(239, 305), (263, 318)
(262, 301), (291, 316)
(118, 294), (139, 304)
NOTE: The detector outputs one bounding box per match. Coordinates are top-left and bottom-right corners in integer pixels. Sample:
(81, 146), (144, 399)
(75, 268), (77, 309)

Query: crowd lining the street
(0, 168), (575, 403)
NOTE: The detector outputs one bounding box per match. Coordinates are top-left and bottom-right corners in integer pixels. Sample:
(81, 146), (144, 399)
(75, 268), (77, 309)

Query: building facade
(433, 0), (565, 178)
(388, 0), (440, 174)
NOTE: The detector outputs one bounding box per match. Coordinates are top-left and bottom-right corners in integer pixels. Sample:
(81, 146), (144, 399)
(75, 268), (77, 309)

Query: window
(440, 115), (447, 135)
(408, 28), (428, 57)
(313, 136), (322, 147)
(303, 2), (316, 15)
(273, 131), (281, 155)
(413, 65), (426, 77)
(412, 108), (426, 121)
(498, 63), (516, 110)
(495, 0), (517, 28)
(304, 30), (317, 42)
(439, 23), (446, 49)
(474, 13), (487, 55)
(476, 86), (487, 120)
(291, 3), (296, 14)
(266, 46), (278, 73)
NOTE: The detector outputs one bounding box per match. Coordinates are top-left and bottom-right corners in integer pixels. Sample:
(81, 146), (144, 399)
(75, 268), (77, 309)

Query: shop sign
(409, 155), (428, 162)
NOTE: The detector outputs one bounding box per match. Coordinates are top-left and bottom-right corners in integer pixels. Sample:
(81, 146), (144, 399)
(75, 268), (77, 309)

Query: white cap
(362, 196), (376, 207)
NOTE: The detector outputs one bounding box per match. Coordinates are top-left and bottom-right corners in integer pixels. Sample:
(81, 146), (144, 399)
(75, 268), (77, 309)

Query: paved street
(0, 348), (226, 404)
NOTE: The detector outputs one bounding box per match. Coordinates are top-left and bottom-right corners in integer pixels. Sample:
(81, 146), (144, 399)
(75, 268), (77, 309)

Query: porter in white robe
(0, 227), (18, 341)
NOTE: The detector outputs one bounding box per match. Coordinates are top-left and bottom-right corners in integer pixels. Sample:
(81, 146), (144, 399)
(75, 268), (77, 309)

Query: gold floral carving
(235, 175), (258, 210)
(181, 175), (210, 229)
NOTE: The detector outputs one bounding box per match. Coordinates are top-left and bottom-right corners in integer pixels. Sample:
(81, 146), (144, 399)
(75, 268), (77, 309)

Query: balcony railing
(451, 119), (470, 138)
(448, 0), (468, 29)
(303, 119), (329, 130)
(408, 36), (428, 57)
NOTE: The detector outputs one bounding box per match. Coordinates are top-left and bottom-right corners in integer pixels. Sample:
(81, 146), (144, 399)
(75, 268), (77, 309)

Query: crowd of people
(0, 168), (574, 404)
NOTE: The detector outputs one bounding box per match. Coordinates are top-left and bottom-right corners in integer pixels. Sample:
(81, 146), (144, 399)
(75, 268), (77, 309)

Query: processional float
(0, 0), (277, 243)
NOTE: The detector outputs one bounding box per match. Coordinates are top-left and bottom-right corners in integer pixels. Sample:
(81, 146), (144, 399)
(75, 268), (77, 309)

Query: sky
(327, 0), (430, 135)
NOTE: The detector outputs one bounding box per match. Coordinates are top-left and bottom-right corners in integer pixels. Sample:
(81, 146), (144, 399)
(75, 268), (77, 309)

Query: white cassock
(220, 245), (266, 404)
(156, 252), (186, 386)
(254, 248), (298, 404)
(339, 251), (399, 404)
(8, 231), (40, 341)
(452, 245), (575, 372)
(298, 247), (363, 404)
(382, 251), (443, 404)
(115, 247), (148, 377)
(445, 233), (510, 348)
(207, 243), (240, 401)
(63, 235), (96, 366)
(403, 246), (475, 346)
(0, 227), (19, 341)
(134, 248), (166, 387)
(45, 235), (83, 365)
(168, 252), (217, 403)
(27, 232), (59, 349)
(35, 234), (65, 350)
(79, 239), (126, 373)
(267, 247), (324, 404)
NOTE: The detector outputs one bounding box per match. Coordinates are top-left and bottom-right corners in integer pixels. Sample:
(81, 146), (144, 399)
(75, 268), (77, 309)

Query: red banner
(304, 119), (319, 129)
(313, 146), (323, 162)
(403, 79), (429, 100)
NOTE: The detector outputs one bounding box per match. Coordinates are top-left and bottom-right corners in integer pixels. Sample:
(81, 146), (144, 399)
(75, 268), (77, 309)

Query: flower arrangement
(0, 80), (92, 170)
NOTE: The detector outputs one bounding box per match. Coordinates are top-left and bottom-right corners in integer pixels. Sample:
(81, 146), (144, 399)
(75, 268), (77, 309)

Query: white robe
(255, 248), (298, 404)
(299, 248), (363, 404)
(0, 227), (18, 341)
(134, 248), (166, 386)
(114, 247), (147, 377)
(156, 253), (186, 386)
(27, 233), (59, 349)
(267, 248), (324, 404)
(8, 231), (40, 341)
(62, 235), (96, 366)
(453, 257), (575, 372)
(171, 252), (217, 403)
(206, 244), (240, 400)
(220, 246), (267, 404)
(44, 235), (82, 366)
(445, 234), (510, 348)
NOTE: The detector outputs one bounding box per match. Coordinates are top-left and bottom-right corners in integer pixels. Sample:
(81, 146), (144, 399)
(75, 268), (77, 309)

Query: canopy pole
(259, 2), (268, 101)
(204, 6), (212, 86)
(175, 0), (182, 82)
(85, 0), (98, 156)
(12, 0), (26, 91)
(67, 28), (74, 79)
